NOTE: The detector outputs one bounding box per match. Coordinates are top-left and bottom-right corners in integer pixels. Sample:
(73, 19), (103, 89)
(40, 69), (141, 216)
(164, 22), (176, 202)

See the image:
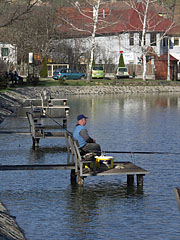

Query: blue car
(52, 68), (86, 80)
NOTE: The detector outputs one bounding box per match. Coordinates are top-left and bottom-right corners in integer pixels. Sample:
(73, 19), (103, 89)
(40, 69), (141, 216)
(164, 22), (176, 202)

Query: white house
(0, 43), (17, 65)
(56, 2), (179, 67)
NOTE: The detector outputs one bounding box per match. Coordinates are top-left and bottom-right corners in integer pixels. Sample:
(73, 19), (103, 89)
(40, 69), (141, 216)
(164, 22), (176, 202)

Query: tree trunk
(167, 37), (171, 81)
(87, 1), (100, 82)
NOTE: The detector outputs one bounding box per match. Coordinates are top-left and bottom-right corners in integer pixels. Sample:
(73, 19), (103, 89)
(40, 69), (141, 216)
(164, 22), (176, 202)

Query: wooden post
(127, 174), (134, 185)
(70, 169), (77, 184)
(63, 119), (67, 128)
(174, 187), (180, 212)
(32, 137), (39, 147)
(77, 174), (84, 186)
(137, 174), (144, 186)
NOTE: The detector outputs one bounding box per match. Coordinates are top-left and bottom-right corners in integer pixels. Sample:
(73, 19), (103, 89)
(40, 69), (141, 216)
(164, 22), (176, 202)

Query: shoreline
(1, 85), (180, 124)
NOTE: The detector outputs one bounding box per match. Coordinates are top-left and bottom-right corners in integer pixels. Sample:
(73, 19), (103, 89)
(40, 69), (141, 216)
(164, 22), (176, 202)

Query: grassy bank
(32, 77), (180, 87)
(1, 77), (180, 92)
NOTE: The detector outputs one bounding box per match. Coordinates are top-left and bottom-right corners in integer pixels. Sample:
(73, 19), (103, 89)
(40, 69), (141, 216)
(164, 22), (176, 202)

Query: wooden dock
(24, 90), (70, 118)
(66, 135), (149, 186)
(26, 111), (68, 147)
(0, 131), (148, 186)
(25, 91), (71, 147)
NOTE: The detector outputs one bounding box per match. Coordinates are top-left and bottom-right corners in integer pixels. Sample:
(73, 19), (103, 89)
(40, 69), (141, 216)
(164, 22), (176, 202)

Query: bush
(27, 74), (39, 86)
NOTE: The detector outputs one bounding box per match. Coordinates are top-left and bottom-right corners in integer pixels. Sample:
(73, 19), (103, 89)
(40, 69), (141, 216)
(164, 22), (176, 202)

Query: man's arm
(80, 129), (94, 143)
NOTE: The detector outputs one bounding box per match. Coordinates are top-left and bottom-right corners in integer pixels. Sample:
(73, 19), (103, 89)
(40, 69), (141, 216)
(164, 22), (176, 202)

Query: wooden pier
(0, 132), (149, 186)
(18, 90), (70, 120)
(25, 90), (70, 147)
(66, 135), (149, 186)
(26, 111), (68, 147)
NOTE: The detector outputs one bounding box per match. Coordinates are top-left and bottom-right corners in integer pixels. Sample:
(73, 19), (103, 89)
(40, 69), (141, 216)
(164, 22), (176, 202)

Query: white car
(116, 67), (129, 79)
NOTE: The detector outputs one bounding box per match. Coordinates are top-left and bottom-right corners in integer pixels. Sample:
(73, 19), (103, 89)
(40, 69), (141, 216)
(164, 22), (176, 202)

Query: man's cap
(77, 114), (88, 121)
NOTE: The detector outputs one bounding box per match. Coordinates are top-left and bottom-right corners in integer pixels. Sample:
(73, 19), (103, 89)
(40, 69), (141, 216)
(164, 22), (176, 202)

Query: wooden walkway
(0, 124), (149, 186)
(24, 90), (69, 118)
(0, 129), (149, 186)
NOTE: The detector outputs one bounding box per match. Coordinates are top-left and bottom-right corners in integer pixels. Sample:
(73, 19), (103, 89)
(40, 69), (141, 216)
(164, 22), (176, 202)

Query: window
(139, 32), (146, 46)
(150, 33), (156, 46)
(129, 32), (134, 46)
(1, 48), (9, 57)
(174, 38), (179, 46)
(162, 37), (168, 47)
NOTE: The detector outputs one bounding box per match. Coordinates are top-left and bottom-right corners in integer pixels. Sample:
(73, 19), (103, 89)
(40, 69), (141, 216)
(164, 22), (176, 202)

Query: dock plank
(82, 162), (149, 177)
(0, 164), (75, 171)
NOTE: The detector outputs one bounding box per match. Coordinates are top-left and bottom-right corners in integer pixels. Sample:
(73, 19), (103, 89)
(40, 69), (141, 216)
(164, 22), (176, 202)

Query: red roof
(158, 53), (178, 61)
(56, 2), (173, 37)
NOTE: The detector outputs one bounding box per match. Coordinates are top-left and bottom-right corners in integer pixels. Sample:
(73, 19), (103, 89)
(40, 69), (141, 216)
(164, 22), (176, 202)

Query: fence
(17, 63), (156, 79)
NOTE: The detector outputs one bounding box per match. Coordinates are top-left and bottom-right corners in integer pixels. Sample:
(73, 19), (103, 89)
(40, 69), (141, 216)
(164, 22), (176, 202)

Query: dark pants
(81, 143), (101, 156)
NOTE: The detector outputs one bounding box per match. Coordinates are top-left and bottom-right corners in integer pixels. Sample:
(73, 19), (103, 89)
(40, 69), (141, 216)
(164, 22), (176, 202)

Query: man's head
(77, 114), (88, 125)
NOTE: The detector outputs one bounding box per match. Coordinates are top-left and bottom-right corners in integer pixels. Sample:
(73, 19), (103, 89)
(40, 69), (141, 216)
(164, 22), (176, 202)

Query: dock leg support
(174, 187), (180, 212)
(32, 138), (39, 148)
(127, 174), (134, 186)
(70, 170), (77, 184)
(77, 174), (84, 186)
(137, 174), (144, 186)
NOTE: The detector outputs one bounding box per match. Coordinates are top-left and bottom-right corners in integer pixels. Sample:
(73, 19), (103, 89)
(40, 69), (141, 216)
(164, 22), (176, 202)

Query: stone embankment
(0, 202), (26, 240)
(1, 85), (180, 123)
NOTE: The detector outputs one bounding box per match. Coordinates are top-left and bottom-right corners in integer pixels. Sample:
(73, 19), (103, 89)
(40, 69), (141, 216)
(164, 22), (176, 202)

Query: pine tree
(118, 52), (125, 67)
(40, 56), (48, 78)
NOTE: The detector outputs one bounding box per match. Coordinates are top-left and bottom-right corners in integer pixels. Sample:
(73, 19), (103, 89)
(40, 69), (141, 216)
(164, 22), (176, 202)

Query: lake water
(0, 93), (180, 240)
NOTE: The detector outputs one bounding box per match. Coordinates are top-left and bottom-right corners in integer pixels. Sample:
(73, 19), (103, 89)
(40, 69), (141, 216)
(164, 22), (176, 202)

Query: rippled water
(0, 93), (180, 240)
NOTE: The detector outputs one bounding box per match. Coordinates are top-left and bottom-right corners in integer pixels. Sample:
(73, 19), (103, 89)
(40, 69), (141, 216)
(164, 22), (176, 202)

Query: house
(56, 2), (177, 68)
(167, 25), (180, 63)
(155, 53), (179, 80)
(0, 43), (17, 65)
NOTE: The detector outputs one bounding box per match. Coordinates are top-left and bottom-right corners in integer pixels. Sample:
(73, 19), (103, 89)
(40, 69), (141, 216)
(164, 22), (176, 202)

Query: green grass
(34, 78), (116, 87)
(1, 77), (180, 92)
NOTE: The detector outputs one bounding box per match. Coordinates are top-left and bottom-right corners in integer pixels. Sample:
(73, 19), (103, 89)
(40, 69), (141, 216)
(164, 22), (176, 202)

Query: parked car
(52, 68), (86, 80)
(116, 67), (129, 79)
(92, 66), (105, 79)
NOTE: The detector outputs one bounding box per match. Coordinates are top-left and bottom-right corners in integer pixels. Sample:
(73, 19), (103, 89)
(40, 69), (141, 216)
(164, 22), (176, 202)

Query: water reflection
(66, 181), (144, 238)
(28, 146), (67, 163)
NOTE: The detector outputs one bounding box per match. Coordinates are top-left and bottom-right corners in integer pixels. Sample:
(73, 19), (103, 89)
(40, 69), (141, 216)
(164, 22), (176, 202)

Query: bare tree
(0, 0), (39, 29)
(59, 0), (114, 82)
(0, 2), (59, 73)
(126, 0), (176, 80)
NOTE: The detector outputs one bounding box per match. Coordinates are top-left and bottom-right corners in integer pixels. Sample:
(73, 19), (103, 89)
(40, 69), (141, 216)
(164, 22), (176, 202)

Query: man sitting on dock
(73, 114), (101, 156)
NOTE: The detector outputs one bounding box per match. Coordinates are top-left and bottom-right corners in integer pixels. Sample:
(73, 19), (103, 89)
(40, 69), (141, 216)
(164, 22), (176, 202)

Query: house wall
(63, 32), (162, 66)
(169, 36), (180, 62)
(0, 43), (17, 65)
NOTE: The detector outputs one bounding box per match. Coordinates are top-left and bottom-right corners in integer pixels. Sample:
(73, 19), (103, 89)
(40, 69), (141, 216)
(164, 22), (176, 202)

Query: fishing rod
(44, 114), (180, 156)
(102, 150), (180, 155)
(45, 113), (73, 136)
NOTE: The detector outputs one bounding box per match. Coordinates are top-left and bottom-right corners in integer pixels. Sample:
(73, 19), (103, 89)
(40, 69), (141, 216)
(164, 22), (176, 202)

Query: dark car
(52, 68), (86, 80)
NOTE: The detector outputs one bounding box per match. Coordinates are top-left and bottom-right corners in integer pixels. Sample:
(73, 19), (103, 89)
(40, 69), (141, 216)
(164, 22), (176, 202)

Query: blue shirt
(73, 125), (87, 148)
